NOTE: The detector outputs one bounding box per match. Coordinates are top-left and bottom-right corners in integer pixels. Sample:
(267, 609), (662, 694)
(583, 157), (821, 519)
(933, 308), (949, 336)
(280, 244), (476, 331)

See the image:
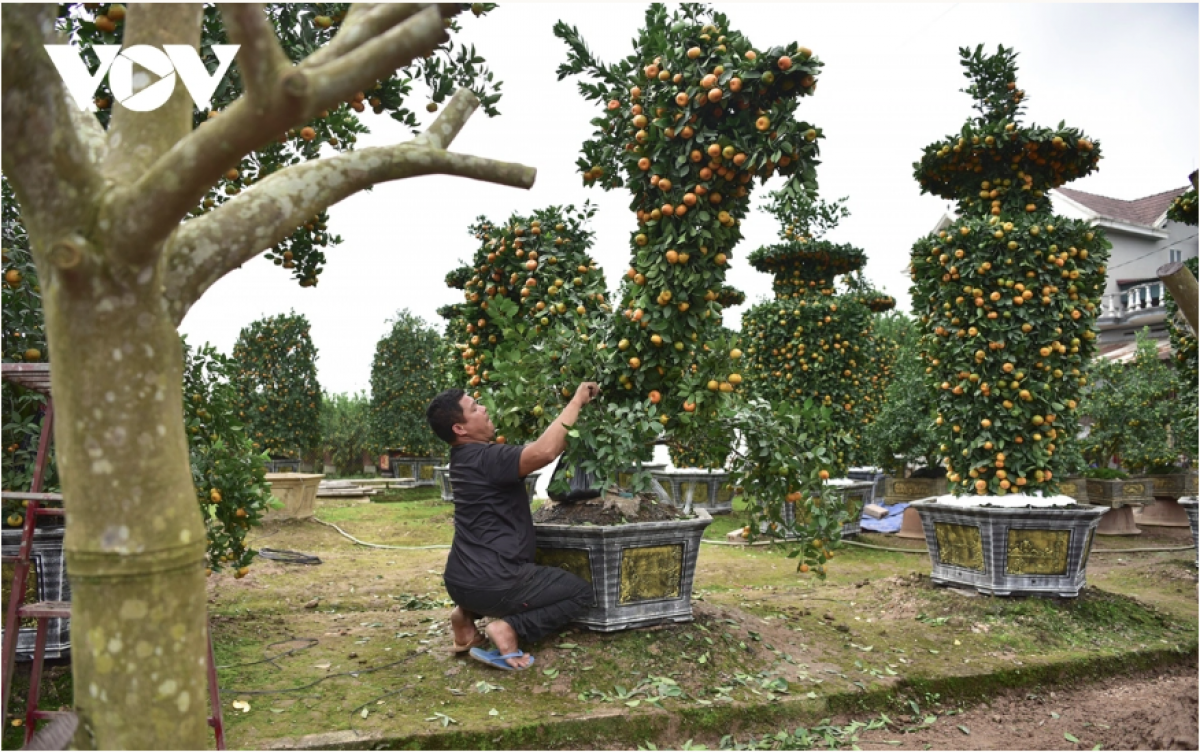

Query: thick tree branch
(116, 3), (450, 268)
(302, 6), (447, 110)
(1, 4), (106, 242)
(163, 142), (536, 324)
(412, 87), (478, 150)
(103, 4), (203, 187)
(302, 4), (427, 69)
(222, 3), (289, 96)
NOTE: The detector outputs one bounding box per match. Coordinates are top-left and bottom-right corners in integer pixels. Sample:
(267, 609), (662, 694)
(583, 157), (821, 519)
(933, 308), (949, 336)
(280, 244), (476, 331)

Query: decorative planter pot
(1, 526), (70, 659)
(826, 480), (875, 538)
(1057, 477), (1089, 504)
(388, 455), (440, 487)
(650, 469), (734, 515)
(322, 464), (338, 476)
(434, 465), (453, 502)
(533, 509), (712, 632)
(1178, 497), (1198, 569)
(1085, 477), (1155, 508)
(616, 464), (667, 491)
(1138, 472), (1199, 529)
(1084, 477), (1155, 535)
(883, 476), (948, 503)
(435, 467), (542, 504)
(265, 457), (301, 473)
(1148, 472), (1199, 501)
(264, 473), (324, 520)
(909, 500), (1106, 597)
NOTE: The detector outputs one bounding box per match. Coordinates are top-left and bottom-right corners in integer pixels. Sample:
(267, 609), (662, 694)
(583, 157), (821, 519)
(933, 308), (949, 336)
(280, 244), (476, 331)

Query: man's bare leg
(484, 619), (532, 668)
(451, 605), (483, 649)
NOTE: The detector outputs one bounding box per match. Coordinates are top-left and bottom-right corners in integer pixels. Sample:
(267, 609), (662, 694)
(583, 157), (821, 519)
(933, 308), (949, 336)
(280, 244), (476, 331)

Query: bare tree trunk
(43, 251), (210, 747)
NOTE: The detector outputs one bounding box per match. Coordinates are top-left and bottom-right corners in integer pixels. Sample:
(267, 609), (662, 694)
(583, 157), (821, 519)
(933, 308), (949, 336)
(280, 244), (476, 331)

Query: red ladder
(1, 364), (225, 747)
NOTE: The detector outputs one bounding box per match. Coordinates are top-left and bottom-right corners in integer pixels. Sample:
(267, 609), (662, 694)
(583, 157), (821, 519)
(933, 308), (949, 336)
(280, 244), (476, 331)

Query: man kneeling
(425, 383), (598, 670)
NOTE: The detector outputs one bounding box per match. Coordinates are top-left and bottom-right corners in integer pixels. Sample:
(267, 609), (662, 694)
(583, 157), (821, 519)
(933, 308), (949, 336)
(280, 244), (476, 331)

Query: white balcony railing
(1099, 282), (1165, 323)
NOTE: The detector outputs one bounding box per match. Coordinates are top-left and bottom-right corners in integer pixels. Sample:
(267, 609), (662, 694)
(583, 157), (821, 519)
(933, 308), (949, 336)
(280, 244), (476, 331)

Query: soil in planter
(532, 489), (690, 525)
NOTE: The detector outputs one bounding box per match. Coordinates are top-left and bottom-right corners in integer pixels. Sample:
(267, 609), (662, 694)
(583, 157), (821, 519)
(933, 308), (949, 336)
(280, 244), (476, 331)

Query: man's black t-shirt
(443, 442), (535, 589)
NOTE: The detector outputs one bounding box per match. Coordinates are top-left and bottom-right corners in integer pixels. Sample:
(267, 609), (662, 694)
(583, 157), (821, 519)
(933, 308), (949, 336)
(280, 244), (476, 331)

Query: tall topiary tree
(0, 3), (533, 745)
(321, 390), (375, 476)
(1164, 173), (1198, 465)
(743, 191), (894, 473)
(909, 45), (1110, 497)
(369, 310), (445, 458)
(476, 4), (852, 576)
(232, 312), (322, 461)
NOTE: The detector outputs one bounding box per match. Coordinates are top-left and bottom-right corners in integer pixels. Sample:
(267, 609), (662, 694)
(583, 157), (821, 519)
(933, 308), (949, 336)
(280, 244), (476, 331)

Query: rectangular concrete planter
(909, 500), (1107, 597)
(650, 469), (734, 515)
(1, 526), (70, 660)
(264, 473), (324, 520)
(883, 476), (948, 503)
(1085, 477), (1155, 508)
(1180, 497), (1198, 569)
(1148, 472), (1198, 501)
(534, 509), (712, 632)
(265, 457), (301, 473)
(389, 456), (440, 487)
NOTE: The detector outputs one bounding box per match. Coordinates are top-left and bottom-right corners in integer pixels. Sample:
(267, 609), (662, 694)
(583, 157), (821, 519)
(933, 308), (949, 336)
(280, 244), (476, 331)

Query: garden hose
(311, 516), (451, 550)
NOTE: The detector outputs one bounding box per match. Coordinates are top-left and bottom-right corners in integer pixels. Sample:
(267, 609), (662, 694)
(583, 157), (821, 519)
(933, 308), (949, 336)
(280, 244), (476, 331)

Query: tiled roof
(1055, 186), (1189, 227)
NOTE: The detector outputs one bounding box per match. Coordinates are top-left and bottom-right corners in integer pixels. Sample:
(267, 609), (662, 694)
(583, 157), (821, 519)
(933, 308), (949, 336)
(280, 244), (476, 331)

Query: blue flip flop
(469, 647), (535, 671)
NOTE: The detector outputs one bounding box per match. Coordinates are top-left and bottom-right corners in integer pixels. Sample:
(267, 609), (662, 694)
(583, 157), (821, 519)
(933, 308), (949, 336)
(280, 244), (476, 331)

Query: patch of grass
(3, 658), (73, 748)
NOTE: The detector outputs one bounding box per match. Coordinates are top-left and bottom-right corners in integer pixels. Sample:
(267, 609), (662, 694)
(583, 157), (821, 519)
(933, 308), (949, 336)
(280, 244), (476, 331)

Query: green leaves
(370, 310), (446, 459)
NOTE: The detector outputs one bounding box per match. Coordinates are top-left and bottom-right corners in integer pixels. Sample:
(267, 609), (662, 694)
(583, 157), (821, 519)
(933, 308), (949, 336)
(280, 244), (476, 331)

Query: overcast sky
(178, 3), (1200, 397)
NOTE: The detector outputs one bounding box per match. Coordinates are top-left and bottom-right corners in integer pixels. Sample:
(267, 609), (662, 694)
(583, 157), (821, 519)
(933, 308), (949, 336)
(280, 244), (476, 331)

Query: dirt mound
(532, 491), (689, 525)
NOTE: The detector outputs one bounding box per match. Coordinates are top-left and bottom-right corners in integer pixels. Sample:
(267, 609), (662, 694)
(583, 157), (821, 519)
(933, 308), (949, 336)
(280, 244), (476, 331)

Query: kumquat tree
(742, 190), (896, 472)
(465, 3), (852, 574)
(1, 2), (534, 746)
(232, 312), (322, 462)
(909, 44), (1111, 497)
(369, 309), (446, 459)
(445, 204), (610, 445)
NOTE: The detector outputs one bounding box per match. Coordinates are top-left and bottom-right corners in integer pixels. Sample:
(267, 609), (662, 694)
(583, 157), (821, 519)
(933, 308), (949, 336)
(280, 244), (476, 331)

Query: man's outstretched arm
(518, 382), (598, 477)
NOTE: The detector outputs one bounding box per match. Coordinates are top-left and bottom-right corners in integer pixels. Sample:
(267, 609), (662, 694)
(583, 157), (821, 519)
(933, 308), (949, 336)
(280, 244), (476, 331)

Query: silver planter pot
(909, 500), (1107, 598)
(1180, 497), (1198, 569)
(650, 469), (734, 515)
(534, 509), (712, 632)
(389, 456), (441, 486)
(1, 526), (71, 659)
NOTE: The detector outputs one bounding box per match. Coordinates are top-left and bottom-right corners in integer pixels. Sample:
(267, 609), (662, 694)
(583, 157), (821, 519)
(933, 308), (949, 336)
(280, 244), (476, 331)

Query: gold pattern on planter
(420, 465), (436, 480)
(1, 559), (40, 629)
(1059, 479), (1084, 500)
(535, 547), (593, 584)
(1006, 529), (1070, 575)
(716, 483), (734, 503)
(933, 523), (984, 571)
(619, 544), (683, 603)
(1080, 528), (1095, 570)
(1122, 483), (1147, 498)
(689, 482), (710, 504)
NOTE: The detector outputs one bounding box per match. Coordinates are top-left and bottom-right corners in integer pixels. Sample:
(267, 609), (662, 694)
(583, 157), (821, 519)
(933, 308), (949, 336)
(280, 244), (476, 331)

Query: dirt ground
(828, 662), (1198, 751)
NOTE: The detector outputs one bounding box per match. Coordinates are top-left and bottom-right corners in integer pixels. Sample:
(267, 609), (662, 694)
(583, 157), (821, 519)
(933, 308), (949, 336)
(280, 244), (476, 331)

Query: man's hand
(573, 382), (600, 407)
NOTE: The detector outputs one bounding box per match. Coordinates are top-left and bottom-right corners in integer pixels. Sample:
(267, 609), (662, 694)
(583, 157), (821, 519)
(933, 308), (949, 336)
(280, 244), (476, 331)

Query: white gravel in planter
(934, 493), (1078, 508)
